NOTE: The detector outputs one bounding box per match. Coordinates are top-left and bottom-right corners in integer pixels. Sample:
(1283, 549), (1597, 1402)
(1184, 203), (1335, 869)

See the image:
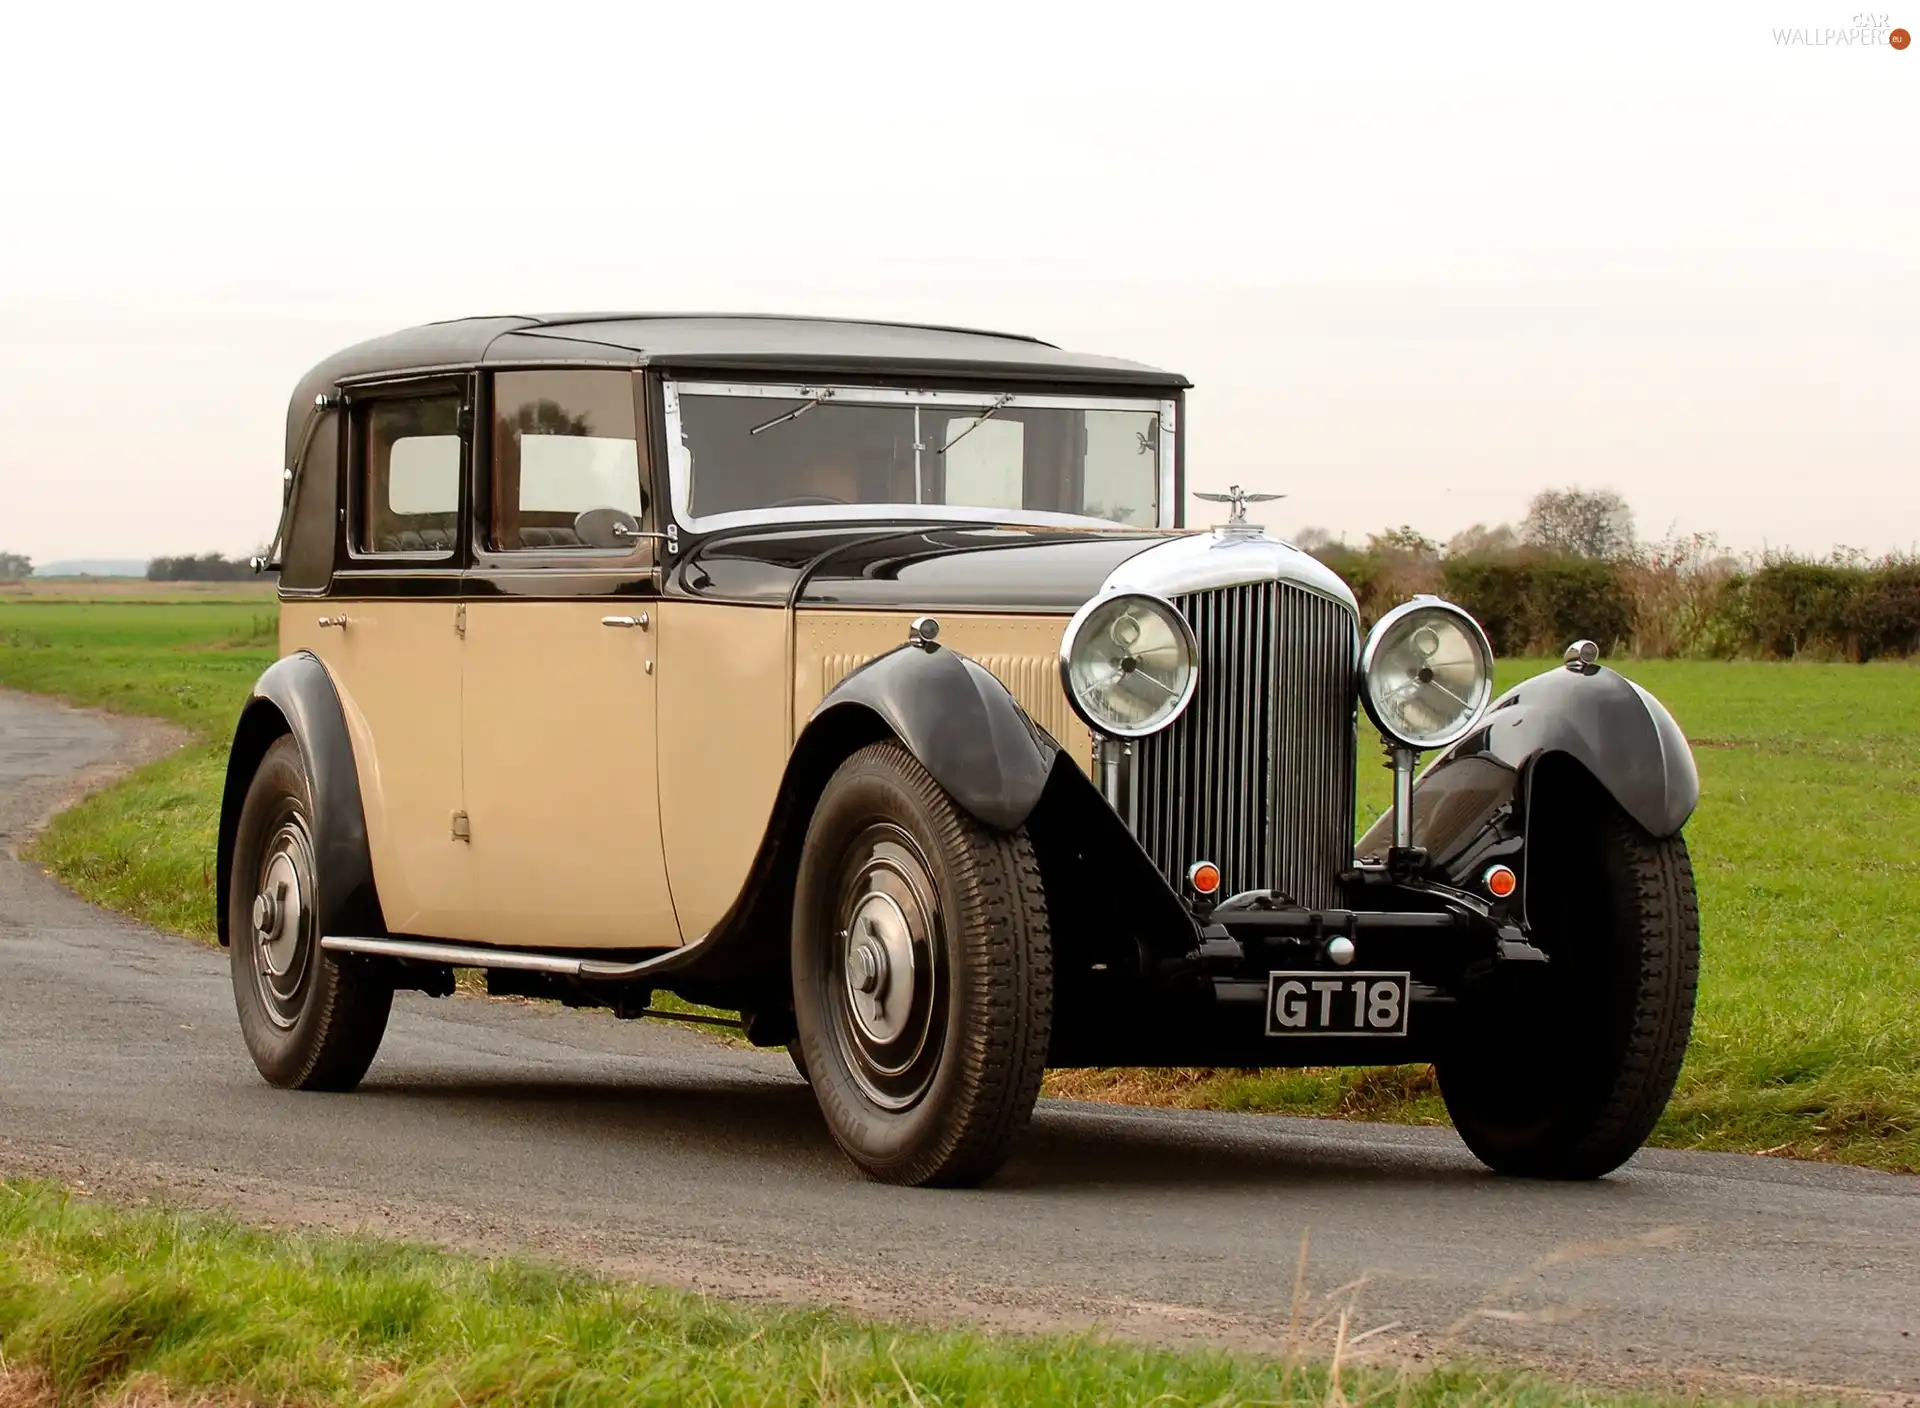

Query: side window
(354, 395), (462, 556)
(489, 371), (641, 551)
(280, 410), (340, 590)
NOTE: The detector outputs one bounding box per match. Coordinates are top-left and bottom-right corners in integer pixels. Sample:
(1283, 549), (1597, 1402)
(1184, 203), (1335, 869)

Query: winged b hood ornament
(1194, 484), (1285, 529)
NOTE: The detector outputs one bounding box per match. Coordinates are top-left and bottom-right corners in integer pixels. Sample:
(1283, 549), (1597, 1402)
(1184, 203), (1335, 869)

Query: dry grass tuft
(0, 1368), (56, 1408)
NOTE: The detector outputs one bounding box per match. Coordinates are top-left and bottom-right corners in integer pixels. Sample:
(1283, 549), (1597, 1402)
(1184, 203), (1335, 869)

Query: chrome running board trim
(319, 935), (685, 980)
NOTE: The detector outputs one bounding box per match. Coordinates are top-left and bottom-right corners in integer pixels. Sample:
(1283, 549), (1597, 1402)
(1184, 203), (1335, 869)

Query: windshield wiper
(935, 394), (1014, 454)
(748, 389), (834, 436)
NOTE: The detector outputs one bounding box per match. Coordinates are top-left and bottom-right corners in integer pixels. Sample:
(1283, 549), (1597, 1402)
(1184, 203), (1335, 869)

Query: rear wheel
(793, 742), (1052, 1187)
(1438, 783), (1699, 1179)
(228, 736), (392, 1091)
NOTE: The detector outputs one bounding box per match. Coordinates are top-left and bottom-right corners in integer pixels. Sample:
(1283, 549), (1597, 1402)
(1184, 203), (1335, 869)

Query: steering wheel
(764, 494), (850, 508)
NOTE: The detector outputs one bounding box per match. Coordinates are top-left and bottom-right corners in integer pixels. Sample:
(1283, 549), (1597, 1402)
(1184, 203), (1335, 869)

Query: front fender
(811, 640), (1060, 832)
(216, 651), (383, 946)
(643, 640), (1062, 1000)
(1357, 662), (1698, 903)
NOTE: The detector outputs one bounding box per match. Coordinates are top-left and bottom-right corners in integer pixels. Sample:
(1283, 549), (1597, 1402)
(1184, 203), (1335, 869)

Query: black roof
(287, 313), (1188, 458)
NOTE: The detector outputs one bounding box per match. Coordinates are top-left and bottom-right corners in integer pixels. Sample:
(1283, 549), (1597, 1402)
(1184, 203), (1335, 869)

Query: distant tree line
(1295, 488), (1920, 662)
(0, 551), (31, 581)
(146, 553), (259, 582)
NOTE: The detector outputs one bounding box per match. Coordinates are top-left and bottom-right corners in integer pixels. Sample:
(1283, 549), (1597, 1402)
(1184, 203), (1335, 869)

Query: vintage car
(222, 313), (1700, 1187)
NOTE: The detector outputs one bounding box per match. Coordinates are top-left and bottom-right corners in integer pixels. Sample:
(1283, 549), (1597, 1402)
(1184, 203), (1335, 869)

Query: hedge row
(1309, 546), (1920, 661)
(1720, 560), (1920, 661)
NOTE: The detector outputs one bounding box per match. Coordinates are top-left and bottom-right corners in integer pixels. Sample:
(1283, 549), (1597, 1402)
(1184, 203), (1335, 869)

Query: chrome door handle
(601, 613), (650, 630)
(316, 615), (349, 629)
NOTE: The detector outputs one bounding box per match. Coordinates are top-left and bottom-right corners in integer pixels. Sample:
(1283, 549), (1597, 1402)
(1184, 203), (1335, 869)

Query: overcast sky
(1, 0), (1914, 564)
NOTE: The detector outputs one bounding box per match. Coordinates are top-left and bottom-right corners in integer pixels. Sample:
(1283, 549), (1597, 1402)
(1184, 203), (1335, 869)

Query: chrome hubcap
(827, 824), (945, 1112)
(843, 892), (916, 1045)
(252, 819), (316, 1030)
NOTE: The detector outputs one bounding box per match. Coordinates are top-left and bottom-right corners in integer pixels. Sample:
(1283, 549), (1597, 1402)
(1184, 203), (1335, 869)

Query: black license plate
(1266, 971), (1411, 1037)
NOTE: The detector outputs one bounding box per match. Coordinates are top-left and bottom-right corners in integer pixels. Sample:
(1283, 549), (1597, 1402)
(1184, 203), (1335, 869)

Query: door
(456, 369), (677, 950)
(293, 384), (470, 937)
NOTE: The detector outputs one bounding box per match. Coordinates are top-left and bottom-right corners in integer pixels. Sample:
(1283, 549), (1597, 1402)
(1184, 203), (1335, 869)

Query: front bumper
(1046, 873), (1547, 1068)
(1028, 749), (1548, 1068)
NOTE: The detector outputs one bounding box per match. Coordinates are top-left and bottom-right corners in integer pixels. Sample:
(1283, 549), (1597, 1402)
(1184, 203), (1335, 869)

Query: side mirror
(573, 506), (648, 549)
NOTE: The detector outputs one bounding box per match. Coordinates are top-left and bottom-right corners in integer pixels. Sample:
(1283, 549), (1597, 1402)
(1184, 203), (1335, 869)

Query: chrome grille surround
(1099, 531), (1362, 910)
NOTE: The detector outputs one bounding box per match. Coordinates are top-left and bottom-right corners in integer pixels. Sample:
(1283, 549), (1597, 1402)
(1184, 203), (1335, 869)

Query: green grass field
(1, 597), (1915, 1173)
(0, 1178), (1744, 1407)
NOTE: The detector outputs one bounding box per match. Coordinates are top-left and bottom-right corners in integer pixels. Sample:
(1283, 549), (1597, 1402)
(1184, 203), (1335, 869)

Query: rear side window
(280, 409), (340, 590)
(355, 395), (462, 555)
(489, 371), (641, 551)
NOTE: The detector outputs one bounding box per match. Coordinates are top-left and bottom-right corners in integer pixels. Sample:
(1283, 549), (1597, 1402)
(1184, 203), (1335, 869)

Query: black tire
(786, 1040), (811, 1084)
(792, 741), (1052, 1187)
(1437, 786), (1699, 1179)
(228, 735), (392, 1091)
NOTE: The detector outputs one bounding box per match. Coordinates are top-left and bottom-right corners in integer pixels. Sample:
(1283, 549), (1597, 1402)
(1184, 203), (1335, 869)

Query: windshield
(667, 382), (1171, 528)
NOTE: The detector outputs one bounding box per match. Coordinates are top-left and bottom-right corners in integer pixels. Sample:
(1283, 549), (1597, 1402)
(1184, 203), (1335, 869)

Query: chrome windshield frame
(661, 378), (1180, 535)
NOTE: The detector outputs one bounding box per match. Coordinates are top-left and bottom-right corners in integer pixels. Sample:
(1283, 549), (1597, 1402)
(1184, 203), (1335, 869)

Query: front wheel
(1437, 785), (1699, 1179)
(228, 735), (393, 1091)
(792, 742), (1052, 1187)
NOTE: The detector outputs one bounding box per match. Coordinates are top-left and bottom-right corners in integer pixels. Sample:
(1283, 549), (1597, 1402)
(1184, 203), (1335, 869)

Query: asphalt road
(1, 690), (1915, 1396)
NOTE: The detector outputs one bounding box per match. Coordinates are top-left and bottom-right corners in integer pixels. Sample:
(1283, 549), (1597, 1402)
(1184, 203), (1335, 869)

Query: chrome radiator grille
(1131, 582), (1359, 909)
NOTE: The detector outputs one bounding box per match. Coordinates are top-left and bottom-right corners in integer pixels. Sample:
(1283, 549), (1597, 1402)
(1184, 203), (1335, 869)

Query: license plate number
(1266, 971), (1411, 1037)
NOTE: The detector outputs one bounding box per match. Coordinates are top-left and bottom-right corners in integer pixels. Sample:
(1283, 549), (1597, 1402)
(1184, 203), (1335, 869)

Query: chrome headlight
(1059, 591), (1199, 738)
(1360, 597), (1495, 751)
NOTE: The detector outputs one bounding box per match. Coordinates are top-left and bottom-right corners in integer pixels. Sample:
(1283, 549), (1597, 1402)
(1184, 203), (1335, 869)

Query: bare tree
(1365, 525), (1440, 560)
(1521, 488), (1636, 559)
(1444, 522), (1519, 557)
(1357, 525), (1443, 605)
(0, 551), (32, 580)
(1288, 525), (1340, 553)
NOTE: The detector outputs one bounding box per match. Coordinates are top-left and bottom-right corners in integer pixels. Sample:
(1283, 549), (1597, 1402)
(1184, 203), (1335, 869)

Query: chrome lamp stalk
(1388, 743), (1417, 850)
(1094, 735), (1134, 829)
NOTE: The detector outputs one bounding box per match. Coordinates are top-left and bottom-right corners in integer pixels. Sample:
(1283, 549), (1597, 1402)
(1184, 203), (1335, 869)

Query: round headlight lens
(1361, 598), (1495, 751)
(1060, 592), (1199, 738)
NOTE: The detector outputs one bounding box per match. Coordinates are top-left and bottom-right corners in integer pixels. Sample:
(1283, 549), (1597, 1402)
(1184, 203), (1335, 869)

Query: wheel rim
(250, 814), (317, 1030)
(825, 822), (946, 1112)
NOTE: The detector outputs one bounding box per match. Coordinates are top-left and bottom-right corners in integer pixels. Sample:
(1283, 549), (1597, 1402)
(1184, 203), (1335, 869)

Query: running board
(319, 935), (685, 981)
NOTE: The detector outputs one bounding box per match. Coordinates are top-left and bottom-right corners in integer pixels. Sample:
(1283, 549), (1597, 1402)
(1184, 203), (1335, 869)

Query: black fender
(1356, 662), (1698, 916)
(215, 650), (384, 946)
(649, 640), (1065, 1007)
(811, 640), (1060, 831)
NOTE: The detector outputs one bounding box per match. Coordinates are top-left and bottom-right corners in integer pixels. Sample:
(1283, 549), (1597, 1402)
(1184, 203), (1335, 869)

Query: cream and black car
(223, 313), (1701, 1187)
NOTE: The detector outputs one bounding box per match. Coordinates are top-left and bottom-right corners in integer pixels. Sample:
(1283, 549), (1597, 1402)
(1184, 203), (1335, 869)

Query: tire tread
(797, 741), (1052, 1187)
(1440, 796), (1699, 1180)
(1563, 813), (1700, 1175)
(230, 736), (392, 1092)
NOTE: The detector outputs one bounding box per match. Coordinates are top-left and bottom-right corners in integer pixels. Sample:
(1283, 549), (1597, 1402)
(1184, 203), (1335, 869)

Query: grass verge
(1, 596), (1915, 1173)
(0, 1178), (1738, 1407)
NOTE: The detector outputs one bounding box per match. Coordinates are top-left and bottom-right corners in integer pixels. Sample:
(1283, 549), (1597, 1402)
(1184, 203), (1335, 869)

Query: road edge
(0, 687), (192, 859)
